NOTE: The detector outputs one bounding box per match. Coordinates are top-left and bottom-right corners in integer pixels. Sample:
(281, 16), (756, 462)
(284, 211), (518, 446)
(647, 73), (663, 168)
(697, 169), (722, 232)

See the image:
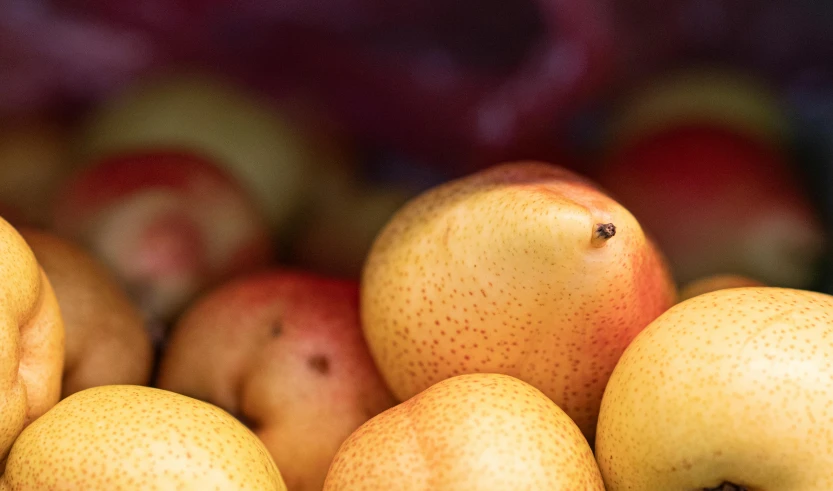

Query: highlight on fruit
(1, 4), (832, 490)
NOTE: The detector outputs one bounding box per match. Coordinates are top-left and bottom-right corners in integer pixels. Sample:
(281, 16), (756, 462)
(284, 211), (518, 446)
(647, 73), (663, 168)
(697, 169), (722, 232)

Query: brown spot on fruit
(308, 355), (331, 375)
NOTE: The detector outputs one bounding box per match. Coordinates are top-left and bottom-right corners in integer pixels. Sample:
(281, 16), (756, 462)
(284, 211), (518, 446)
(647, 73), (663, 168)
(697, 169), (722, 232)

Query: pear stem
(591, 223), (616, 247)
(702, 483), (748, 491)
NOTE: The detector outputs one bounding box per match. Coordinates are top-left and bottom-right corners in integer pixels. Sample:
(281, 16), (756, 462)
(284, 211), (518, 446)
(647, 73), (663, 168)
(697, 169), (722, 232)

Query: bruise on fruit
(270, 322), (282, 337)
(702, 483), (748, 491)
(308, 354), (331, 375)
(591, 222), (616, 247)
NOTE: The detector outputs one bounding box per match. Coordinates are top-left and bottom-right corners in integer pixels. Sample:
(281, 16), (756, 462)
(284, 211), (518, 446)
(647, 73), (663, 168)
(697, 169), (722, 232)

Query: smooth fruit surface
(51, 150), (274, 326)
(0, 385), (287, 490)
(596, 287), (833, 490)
(157, 270), (396, 491)
(596, 124), (826, 289)
(19, 228), (153, 397)
(361, 161), (676, 440)
(74, 72), (326, 234)
(323, 373), (605, 490)
(0, 216), (65, 464)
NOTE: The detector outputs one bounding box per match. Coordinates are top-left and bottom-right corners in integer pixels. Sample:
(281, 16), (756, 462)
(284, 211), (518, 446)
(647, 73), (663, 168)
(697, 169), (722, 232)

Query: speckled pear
(596, 287), (833, 490)
(360, 161), (677, 441)
(0, 385), (287, 490)
(323, 373), (605, 490)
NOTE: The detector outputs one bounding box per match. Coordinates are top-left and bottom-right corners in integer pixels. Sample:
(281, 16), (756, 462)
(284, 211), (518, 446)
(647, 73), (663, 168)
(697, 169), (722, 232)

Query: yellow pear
(596, 287), (833, 490)
(323, 373), (604, 490)
(0, 216), (64, 466)
(0, 385), (286, 490)
(18, 227), (154, 397)
(361, 161), (676, 440)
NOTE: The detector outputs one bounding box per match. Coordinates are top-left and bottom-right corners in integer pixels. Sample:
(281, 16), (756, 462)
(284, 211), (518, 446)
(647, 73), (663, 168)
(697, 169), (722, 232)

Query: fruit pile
(1, 24), (833, 491)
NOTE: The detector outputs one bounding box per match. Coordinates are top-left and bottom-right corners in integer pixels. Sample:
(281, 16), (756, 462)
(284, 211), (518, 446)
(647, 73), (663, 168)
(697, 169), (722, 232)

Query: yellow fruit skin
(361, 161), (676, 440)
(0, 216), (65, 465)
(0, 385), (287, 491)
(323, 373), (605, 490)
(596, 287), (833, 490)
(18, 228), (154, 398)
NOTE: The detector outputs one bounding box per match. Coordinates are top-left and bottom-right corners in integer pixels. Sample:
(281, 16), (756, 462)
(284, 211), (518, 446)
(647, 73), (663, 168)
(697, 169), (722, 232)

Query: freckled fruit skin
(323, 373), (605, 490)
(0, 385), (287, 491)
(156, 269), (396, 491)
(18, 228), (154, 398)
(361, 161), (677, 441)
(596, 287), (833, 490)
(678, 273), (767, 302)
(0, 216), (65, 465)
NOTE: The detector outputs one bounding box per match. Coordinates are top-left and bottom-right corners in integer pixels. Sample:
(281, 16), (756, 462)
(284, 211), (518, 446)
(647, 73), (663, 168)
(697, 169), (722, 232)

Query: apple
(677, 273), (766, 302)
(156, 269), (396, 491)
(0, 385), (286, 490)
(323, 373), (605, 490)
(596, 287), (833, 490)
(73, 71), (351, 237)
(50, 150), (275, 338)
(603, 65), (791, 153)
(0, 216), (65, 465)
(18, 227), (154, 398)
(595, 124), (827, 290)
(360, 161), (677, 441)
(0, 115), (74, 227)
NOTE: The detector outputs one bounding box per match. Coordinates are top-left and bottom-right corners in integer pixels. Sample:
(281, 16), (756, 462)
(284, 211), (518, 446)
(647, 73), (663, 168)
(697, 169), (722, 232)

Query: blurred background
(2, 0), (833, 302)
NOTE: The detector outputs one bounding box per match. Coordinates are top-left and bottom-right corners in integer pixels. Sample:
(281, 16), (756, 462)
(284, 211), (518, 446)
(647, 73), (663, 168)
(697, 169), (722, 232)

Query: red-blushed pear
(156, 269), (396, 491)
(50, 150), (275, 338)
(595, 124), (826, 290)
(0, 216), (64, 467)
(360, 161), (676, 442)
(73, 71), (355, 238)
(323, 373), (605, 490)
(595, 287), (833, 490)
(18, 227), (154, 397)
(677, 273), (766, 302)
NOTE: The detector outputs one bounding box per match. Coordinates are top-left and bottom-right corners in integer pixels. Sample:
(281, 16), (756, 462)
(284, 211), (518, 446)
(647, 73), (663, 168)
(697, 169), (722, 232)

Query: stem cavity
(591, 223), (616, 248)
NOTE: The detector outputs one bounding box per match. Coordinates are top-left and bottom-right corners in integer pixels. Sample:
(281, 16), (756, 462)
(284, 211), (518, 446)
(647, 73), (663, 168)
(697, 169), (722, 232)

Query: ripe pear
(0, 216), (65, 465)
(73, 71), (347, 235)
(361, 161), (676, 441)
(595, 124), (826, 289)
(157, 269), (396, 491)
(596, 287), (833, 490)
(51, 150), (275, 330)
(18, 227), (154, 397)
(0, 385), (286, 490)
(678, 273), (766, 302)
(323, 373), (605, 490)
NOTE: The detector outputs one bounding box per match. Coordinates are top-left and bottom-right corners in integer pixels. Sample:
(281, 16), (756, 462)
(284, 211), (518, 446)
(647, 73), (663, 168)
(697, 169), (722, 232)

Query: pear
(0, 385), (287, 490)
(0, 216), (64, 466)
(323, 373), (604, 490)
(596, 287), (833, 490)
(361, 161), (676, 441)
(156, 269), (396, 491)
(18, 227), (154, 397)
